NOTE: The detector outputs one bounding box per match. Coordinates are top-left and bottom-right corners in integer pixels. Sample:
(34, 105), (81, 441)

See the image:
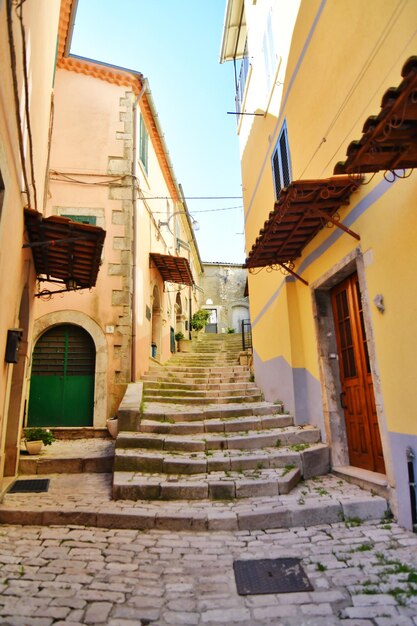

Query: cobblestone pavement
(0, 520), (417, 626)
(0, 473), (388, 532)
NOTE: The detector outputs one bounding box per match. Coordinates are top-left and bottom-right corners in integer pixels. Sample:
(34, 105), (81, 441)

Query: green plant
(281, 463), (296, 476)
(191, 309), (211, 331)
(315, 562), (327, 572)
(175, 331), (184, 342)
(290, 443), (310, 452)
(23, 427), (54, 446)
(226, 327), (235, 334)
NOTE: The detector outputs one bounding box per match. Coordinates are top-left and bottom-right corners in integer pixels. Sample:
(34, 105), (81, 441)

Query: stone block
(160, 482), (208, 500)
(163, 458), (207, 474)
(260, 415), (293, 428)
(163, 438), (205, 452)
(96, 510), (155, 530)
(230, 454), (269, 471)
(155, 513), (193, 531)
(236, 479), (278, 498)
(341, 496), (388, 521)
(204, 420), (224, 433)
(288, 501), (342, 527)
(238, 507), (291, 530)
(82, 456), (113, 473)
(42, 510), (97, 527)
(207, 457), (230, 472)
(109, 185), (132, 200)
(0, 509), (43, 525)
(37, 458), (82, 474)
(208, 481), (235, 500)
(277, 467), (301, 494)
(301, 444), (330, 478)
(112, 290), (130, 306)
(207, 511), (238, 531)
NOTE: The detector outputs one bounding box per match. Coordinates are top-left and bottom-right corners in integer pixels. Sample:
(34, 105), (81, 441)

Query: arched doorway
(232, 304), (249, 333)
(175, 292), (185, 335)
(28, 324), (95, 427)
(151, 285), (162, 359)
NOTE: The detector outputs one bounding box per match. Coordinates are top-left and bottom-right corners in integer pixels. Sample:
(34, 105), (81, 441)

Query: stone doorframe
(31, 311), (108, 428)
(310, 246), (392, 478)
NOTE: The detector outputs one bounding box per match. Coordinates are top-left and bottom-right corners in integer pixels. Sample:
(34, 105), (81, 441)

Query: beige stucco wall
(33, 67), (202, 424)
(0, 0), (61, 488)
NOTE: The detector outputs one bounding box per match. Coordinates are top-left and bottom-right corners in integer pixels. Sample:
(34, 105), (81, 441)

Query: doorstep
(332, 465), (389, 499)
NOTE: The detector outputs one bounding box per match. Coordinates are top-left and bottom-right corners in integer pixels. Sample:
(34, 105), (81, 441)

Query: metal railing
(241, 319), (252, 351)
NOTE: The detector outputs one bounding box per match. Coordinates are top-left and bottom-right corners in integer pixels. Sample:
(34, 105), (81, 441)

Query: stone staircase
(113, 334), (330, 501)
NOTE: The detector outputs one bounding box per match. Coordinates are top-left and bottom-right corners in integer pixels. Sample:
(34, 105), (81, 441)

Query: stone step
(142, 393), (263, 405)
(113, 444), (322, 475)
(142, 402), (284, 422)
(112, 466), (302, 500)
(143, 381), (257, 392)
(142, 374), (252, 384)
(148, 365), (249, 374)
(143, 387), (261, 399)
(115, 425), (321, 453)
(139, 414), (294, 435)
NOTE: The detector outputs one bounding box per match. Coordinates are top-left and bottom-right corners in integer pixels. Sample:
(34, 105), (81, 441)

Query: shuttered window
(139, 114), (149, 174)
(271, 122), (292, 198)
(32, 325), (95, 376)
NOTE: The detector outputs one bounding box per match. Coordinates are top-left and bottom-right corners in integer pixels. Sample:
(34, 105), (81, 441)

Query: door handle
(340, 392), (348, 409)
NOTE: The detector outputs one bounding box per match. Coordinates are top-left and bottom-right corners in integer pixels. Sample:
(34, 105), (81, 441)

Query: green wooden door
(28, 325), (95, 427)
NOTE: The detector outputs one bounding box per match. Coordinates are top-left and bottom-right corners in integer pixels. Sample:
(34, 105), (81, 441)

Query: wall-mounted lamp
(65, 277), (78, 291)
(158, 211), (200, 235)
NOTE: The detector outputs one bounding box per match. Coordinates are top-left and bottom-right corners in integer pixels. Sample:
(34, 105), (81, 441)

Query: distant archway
(151, 285), (162, 359)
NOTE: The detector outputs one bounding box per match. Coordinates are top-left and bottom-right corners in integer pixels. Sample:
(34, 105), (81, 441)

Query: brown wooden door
(331, 274), (385, 473)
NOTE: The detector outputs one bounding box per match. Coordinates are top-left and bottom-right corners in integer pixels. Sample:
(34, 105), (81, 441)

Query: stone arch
(175, 292), (186, 336)
(32, 311), (108, 427)
(231, 302), (250, 332)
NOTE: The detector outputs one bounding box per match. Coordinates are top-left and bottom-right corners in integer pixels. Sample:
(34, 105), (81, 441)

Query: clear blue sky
(70, 0), (245, 264)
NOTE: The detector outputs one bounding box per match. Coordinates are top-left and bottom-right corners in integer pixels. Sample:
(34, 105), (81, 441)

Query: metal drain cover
(8, 479), (50, 493)
(233, 558), (313, 595)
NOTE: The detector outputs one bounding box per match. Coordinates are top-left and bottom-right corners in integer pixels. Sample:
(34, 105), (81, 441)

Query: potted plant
(191, 310), (211, 340)
(23, 427), (54, 455)
(106, 416), (118, 438)
(175, 331), (184, 351)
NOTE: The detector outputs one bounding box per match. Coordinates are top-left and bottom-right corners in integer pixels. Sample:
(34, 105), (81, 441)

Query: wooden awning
(245, 177), (361, 283)
(150, 252), (194, 286)
(334, 56), (417, 175)
(24, 209), (106, 290)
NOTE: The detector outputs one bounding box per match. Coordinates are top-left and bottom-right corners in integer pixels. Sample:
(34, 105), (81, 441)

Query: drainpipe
(131, 101), (137, 381)
(131, 80), (148, 380)
(406, 447), (417, 532)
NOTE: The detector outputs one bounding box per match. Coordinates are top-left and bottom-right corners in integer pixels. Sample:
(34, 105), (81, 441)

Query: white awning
(219, 0), (247, 63)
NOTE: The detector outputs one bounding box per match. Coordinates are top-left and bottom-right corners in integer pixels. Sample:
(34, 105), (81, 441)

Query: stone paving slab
(0, 519), (416, 625)
(0, 473), (388, 532)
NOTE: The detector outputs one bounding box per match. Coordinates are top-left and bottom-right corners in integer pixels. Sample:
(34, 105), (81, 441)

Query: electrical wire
(6, 0), (31, 207)
(16, 0), (37, 210)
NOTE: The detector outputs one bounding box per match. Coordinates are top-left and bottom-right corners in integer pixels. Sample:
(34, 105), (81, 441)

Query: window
(62, 215), (97, 225)
(139, 114), (149, 174)
(263, 8), (278, 95)
(272, 121), (292, 198)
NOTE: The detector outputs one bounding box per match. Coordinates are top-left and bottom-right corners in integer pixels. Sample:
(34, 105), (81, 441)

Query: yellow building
(221, 0), (417, 529)
(29, 0), (203, 430)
